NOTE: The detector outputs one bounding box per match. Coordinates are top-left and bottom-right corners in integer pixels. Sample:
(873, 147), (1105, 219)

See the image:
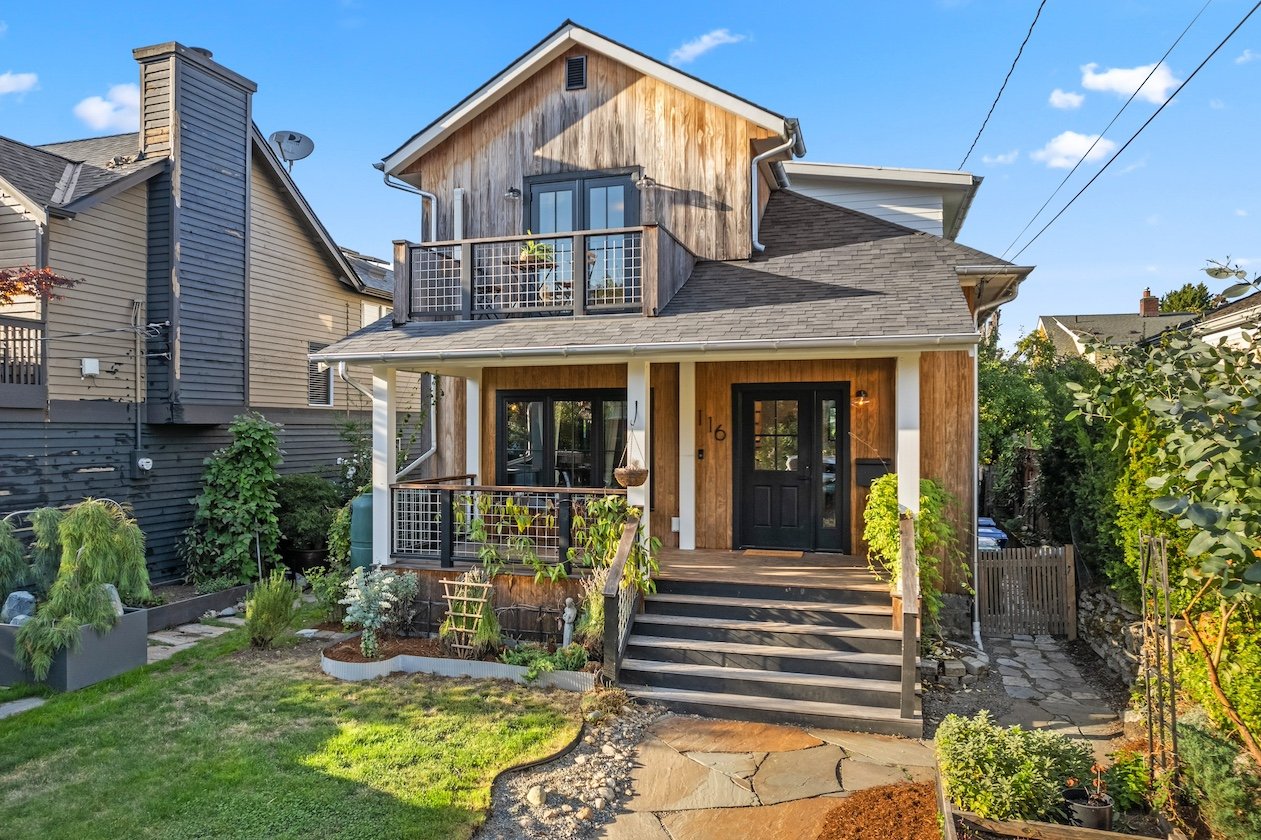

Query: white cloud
(0, 21), (8, 37)
(73, 83), (140, 131)
(1209, 98), (1226, 110)
(1048, 88), (1084, 109)
(1236, 49), (1260, 65)
(0, 71), (37, 95)
(1081, 61), (1180, 104)
(669, 29), (746, 66)
(1030, 131), (1117, 169)
(1117, 157), (1148, 175)
(1236, 209), (1249, 217)
(981, 149), (1019, 165)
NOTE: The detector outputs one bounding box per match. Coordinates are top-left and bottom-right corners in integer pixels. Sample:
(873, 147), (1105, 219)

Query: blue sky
(1, 1), (1257, 340)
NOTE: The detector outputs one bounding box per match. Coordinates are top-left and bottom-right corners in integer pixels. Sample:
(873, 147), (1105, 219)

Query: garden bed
(321, 634), (599, 692)
(0, 607), (148, 691)
(817, 782), (940, 840)
(145, 584), (249, 633)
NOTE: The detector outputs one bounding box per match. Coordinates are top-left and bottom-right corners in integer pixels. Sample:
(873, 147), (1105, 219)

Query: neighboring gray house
(1037, 288), (1194, 358)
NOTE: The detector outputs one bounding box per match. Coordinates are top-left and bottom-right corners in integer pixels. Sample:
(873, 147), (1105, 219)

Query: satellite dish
(268, 131), (315, 172)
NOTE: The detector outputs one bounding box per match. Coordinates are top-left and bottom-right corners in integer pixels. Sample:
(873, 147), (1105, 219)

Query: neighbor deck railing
(390, 479), (626, 567)
(0, 315), (45, 408)
(602, 515), (642, 682)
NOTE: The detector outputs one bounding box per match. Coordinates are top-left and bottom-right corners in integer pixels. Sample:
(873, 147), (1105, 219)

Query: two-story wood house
(0, 43), (412, 580)
(314, 21), (1033, 734)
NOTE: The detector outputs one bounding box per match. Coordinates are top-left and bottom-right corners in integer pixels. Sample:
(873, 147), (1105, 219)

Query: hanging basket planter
(614, 465), (649, 488)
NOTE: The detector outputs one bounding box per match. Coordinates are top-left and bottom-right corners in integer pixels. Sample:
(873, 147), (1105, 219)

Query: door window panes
(503, 400), (545, 486)
(497, 391), (627, 489)
(821, 399), (838, 528)
(553, 400), (594, 487)
(601, 400), (627, 488)
(752, 399), (800, 471)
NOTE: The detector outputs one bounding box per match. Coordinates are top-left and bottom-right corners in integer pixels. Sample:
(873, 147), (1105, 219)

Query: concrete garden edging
(0, 607), (149, 691)
(321, 641), (597, 692)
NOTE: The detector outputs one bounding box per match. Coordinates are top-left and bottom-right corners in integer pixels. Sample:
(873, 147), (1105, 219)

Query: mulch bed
(150, 583), (200, 604)
(323, 636), (483, 664)
(816, 782), (939, 840)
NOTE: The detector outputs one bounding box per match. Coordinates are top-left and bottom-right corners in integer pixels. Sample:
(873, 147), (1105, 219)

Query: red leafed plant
(0, 265), (80, 306)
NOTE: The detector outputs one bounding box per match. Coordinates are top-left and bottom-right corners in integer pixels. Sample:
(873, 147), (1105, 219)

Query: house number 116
(698, 412), (727, 441)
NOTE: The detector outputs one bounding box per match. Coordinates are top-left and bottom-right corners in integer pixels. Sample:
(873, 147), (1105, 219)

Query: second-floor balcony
(0, 314), (45, 408)
(397, 225), (693, 322)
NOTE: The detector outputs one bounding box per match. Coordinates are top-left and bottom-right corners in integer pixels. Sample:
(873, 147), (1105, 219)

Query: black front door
(736, 386), (849, 552)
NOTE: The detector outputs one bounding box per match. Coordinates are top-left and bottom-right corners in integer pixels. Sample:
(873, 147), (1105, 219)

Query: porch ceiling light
(504, 187), (522, 200)
(852, 389), (871, 408)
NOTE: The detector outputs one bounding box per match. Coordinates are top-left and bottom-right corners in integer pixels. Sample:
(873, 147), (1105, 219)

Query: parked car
(977, 517), (1009, 549)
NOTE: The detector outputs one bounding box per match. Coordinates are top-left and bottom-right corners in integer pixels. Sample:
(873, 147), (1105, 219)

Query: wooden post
(558, 496), (573, 573)
(459, 241), (473, 320)
(1065, 544), (1078, 641)
(392, 240), (411, 325)
(899, 514), (919, 720)
(439, 488), (455, 568)
(641, 225), (658, 317)
(572, 233), (587, 317)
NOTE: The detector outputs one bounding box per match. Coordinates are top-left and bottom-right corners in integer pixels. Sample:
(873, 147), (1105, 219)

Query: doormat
(742, 549), (804, 558)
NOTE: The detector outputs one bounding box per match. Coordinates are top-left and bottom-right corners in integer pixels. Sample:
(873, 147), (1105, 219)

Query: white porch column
(895, 353), (921, 516)
(626, 359), (652, 539)
(371, 365), (398, 566)
(465, 375), (481, 481)
(678, 361), (697, 550)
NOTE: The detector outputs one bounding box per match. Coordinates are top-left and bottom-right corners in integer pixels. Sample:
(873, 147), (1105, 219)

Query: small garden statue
(562, 597), (577, 648)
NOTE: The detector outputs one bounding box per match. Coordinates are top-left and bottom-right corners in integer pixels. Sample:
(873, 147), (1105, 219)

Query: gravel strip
(480, 700), (663, 840)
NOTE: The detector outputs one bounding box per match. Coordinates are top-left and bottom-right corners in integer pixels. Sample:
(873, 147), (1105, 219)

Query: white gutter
(339, 363), (437, 481)
(374, 163), (437, 243)
(314, 331), (982, 366)
(751, 121), (803, 254)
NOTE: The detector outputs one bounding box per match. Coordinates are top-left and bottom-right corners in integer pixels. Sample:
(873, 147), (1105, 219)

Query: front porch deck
(656, 548), (883, 590)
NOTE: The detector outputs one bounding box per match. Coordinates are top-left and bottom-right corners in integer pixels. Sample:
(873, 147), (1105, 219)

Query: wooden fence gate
(976, 546), (1076, 639)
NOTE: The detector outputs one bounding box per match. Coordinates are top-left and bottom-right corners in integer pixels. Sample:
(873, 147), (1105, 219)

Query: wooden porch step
(625, 634), (906, 681)
(645, 592), (892, 615)
(642, 593), (894, 629)
(620, 658), (903, 693)
(621, 684), (923, 738)
(618, 657), (907, 707)
(632, 613), (903, 654)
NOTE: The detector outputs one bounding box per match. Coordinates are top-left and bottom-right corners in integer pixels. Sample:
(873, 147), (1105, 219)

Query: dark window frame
(495, 387), (628, 489)
(522, 168), (641, 234)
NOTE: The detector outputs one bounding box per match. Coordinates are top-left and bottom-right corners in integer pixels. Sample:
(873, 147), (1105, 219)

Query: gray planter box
(0, 608), (149, 692)
(145, 585), (248, 633)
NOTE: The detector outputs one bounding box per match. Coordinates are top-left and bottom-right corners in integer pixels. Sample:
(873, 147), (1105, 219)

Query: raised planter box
(321, 644), (596, 692)
(0, 608), (149, 692)
(144, 585), (249, 633)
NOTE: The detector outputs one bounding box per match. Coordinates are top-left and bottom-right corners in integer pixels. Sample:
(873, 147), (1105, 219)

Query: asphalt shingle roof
(0, 132), (162, 211)
(1039, 312), (1194, 356)
(340, 248), (395, 296)
(316, 190), (1007, 362)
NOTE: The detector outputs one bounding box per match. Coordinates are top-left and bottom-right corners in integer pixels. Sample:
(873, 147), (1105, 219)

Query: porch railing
(391, 480), (626, 567)
(407, 227), (644, 320)
(602, 515), (642, 682)
(0, 314), (45, 390)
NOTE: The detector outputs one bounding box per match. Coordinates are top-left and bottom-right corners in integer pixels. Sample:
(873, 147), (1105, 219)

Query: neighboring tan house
(1037, 288), (1194, 358)
(0, 43), (409, 580)
(1191, 290), (1260, 347)
(314, 21), (1032, 734)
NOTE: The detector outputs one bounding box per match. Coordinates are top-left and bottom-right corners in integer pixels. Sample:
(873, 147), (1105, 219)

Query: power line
(959, 0), (1049, 169)
(1000, 0), (1214, 259)
(1011, 0), (1261, 261)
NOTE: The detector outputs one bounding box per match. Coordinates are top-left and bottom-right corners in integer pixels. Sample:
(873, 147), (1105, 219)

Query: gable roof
(0, 132), (164, 223)
(382, 20), (800, 175)
(340, 248), (395, 296)
(1038, 312), (1193, 356)
(313, 190), (1013, 365)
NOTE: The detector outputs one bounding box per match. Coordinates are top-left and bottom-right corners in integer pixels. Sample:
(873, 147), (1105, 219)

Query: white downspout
(374, 163), (437, 243)
(751, 127), (800, 254)
(340, 363), (437, 481)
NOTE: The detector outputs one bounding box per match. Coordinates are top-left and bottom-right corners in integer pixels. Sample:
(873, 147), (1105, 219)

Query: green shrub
(1176, 610), (1261, 740)
(181, 413), (282, 585)
(244, 571), (299, 649)
(16, 500), (150, 679)
(342, 567), (421, 658)
(1177, 717), (1261, 840)
(570, 495), (660, 594)
(275, 473), (342, 551)
(862, 473), (958, 632)
(27, 507), (63, 597)
(575, 565), (608, 652)
(1102, 748), (1148, 811)
(500, 643), (587, 682)
(305, 563), (349, 622)
(937, 711), (1093, 821)
(0, 519), (25, 597)
(326, 502), (353, 566)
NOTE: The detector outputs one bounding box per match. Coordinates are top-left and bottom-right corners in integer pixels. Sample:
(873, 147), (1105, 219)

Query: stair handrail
(601, 514), (642, 682)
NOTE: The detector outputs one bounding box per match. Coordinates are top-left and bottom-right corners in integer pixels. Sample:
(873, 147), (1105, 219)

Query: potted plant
(1064, 765), (1113, 830)
(275, 474), (342, 573)
(518, 231), (555, 267)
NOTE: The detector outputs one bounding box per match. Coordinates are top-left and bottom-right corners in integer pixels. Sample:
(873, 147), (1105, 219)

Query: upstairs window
(308, 342), (333, 406)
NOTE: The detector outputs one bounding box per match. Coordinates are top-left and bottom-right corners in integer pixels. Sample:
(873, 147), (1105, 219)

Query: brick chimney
(1140, 287), (1159, 317)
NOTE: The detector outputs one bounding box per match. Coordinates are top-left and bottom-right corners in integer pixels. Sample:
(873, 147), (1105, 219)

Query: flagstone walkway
(988, 634), (1121, 761)
(601, 715), (936, 840)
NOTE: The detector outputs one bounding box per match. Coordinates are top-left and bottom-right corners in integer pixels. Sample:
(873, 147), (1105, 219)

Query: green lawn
(0, 629), (580, 839)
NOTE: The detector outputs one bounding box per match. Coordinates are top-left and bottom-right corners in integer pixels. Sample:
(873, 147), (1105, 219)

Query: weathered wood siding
(651, 362), (680, 546)
(139, 56), (174, 156)
(402, 47), (778, 261)
(694, 359), (896, 557)
(787, 175), (945, 235)
(919, 349), (976, 593)
(0, 412), (366, 581)
(45, 183), (149, 401)
(170, 57), (250, 406)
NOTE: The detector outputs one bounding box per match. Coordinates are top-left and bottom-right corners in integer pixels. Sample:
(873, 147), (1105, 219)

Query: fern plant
(15, 500), (150, 680)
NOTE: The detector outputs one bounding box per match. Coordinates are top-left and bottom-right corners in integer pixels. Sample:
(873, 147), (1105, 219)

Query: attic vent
(565, 56), (587, 91)
(308, 342), (333, 406)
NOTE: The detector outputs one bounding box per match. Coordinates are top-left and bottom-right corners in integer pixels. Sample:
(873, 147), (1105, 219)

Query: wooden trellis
(441, 578), (494, 658)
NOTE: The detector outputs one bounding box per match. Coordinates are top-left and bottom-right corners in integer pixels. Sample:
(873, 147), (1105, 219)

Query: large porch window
(496, 389), (627, 488)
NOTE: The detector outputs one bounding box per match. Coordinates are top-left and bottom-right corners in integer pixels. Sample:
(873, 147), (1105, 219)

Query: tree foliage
(1159, 281), (1218, 314)
(978, 332), (1050, 522)
(0, 265), (79, 305)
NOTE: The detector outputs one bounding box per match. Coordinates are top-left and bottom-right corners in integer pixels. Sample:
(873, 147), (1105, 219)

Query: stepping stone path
(0, 696), (46, 719)
(146, 621), (235, 663)
(604, 715), (937, 840)
(988, 634), (1120, 761)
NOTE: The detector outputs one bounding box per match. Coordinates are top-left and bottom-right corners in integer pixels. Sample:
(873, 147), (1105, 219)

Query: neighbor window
(361, 302), (389, 327)
(496, 389), (626, 488)
(307, 342), (333, 406)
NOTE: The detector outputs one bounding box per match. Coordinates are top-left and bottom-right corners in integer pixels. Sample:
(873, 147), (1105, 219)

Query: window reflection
(752, 399), (800, 471)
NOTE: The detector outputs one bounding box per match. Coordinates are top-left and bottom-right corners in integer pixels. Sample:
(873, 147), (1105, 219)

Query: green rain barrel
(349, 492), (373, 571)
